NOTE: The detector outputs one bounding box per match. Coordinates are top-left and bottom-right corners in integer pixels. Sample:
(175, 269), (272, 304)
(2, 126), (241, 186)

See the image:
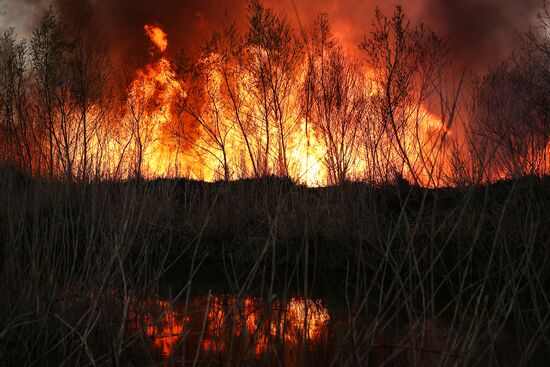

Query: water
(128, 294), (331, 365)
(127, 293), (460, 366)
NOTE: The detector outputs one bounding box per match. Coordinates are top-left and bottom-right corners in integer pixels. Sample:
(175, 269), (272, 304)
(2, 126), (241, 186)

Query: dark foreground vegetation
(1, 166), (550, 366)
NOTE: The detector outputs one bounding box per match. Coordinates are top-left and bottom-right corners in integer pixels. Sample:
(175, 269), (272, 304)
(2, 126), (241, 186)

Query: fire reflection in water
(132, 295), (330, 364)
(140, 300), (187, 358)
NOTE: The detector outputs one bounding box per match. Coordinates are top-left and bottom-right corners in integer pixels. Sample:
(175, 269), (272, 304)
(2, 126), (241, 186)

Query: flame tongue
(120, 24), (186, 178)
(144, 25), (168, 53)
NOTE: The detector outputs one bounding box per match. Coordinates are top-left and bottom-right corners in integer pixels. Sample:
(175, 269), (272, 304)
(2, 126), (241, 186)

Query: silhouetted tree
(306, 14), (367, 184)
(471, 43), (550, 178)
(245, 0), (303, 177)
(0, 29), (34, 173)
(175, 22), (241, 181)
(67, 14), (110, 181)
(360, 6), (449, 185)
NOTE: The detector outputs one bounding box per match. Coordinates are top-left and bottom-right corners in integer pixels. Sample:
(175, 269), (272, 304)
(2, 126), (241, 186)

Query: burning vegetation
(1, 1), (549, 186)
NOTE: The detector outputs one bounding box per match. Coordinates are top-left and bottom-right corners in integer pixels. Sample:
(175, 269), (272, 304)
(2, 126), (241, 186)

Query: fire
(5, 7), (550, 186)
(62, 23), (452, 186)
(118, 24), (189, 178)
(144, 25), (168, 53)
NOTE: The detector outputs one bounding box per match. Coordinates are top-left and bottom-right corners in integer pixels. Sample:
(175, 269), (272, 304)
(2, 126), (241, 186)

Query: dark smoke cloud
(417, 0), (540, 69)
(1, 0), (542, 71)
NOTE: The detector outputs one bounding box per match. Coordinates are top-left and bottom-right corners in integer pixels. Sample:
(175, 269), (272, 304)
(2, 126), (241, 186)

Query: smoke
(274, 0), (540, 71)
(0, 0), (542, 71)
(0, 0), (50, 39)
(55, 0), (250, 66)
(417, 0), (540, 70)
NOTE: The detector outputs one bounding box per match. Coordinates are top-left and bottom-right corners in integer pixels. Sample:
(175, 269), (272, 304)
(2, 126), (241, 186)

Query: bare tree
(67, 15), (110, 181)
(31, 10), (79, 180)
(245, 0), (303, 177)
(0, 29), (35, 173)
(360, 6), (449, 185)
(125, 77), (156, 179)
(471, 48), (550, 179)
(305, 14), (367, 184)
(207, 19), (259, 178)
(172, 26), (239, 181)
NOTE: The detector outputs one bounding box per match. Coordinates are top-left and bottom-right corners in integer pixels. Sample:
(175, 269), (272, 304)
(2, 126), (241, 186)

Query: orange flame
(83, 24), (452, 186)
(144, 25), (168, 53)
